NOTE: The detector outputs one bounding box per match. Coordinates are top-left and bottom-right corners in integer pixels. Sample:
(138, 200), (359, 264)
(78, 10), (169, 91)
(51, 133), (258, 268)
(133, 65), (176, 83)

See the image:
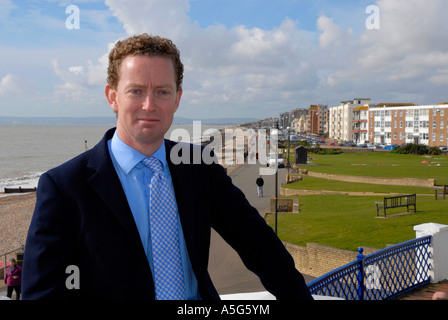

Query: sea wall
(283, 242), (379, 278)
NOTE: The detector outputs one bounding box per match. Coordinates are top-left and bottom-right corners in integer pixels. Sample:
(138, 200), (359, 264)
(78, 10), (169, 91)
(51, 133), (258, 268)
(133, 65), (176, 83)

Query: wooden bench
(375, 194), (416, 217)
(435, 185), (448, 200)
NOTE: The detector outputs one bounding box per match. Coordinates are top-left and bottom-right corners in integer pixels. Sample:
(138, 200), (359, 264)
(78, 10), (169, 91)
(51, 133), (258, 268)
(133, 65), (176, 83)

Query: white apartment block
(329, 98), (371, 142)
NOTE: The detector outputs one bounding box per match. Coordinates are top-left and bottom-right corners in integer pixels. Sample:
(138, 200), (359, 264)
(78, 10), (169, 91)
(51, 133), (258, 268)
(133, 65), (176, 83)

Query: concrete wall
(284, 223), (448, 283)
(307, 171), (435, 187)
(414, 223), (448, 283)
(283, 242), (379, 278)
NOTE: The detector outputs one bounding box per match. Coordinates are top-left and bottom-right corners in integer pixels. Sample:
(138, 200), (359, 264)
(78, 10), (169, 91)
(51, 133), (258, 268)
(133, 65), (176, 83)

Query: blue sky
(1, 0), (447, 120)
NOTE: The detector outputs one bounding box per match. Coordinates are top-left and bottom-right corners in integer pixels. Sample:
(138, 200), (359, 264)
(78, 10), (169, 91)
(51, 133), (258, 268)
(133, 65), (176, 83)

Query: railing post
(356, 248), (365, 300)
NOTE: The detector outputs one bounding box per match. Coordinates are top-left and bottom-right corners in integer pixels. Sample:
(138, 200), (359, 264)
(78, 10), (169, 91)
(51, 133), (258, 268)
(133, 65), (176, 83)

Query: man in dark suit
(22, 34), (312, 300)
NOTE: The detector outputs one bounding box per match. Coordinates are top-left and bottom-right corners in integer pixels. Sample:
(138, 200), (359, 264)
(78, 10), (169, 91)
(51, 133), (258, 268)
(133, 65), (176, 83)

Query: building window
(433, 120), (437, 128)
(441, 133), (444, 142)
(394, 132), (397, 139)
(432, 133), (436, 141)
(441, 120), (444, 129)
(394, 120), (397, 128)
(400, 121), (403, 128)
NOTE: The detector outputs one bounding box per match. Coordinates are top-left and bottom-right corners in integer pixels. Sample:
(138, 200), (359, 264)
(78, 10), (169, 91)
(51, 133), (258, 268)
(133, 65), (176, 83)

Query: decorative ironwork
(307, 236), (432, 300)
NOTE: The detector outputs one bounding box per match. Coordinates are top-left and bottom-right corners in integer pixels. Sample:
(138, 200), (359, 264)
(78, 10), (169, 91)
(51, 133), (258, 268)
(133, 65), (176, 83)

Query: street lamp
(286, 126), (291, 183)
(271, 128), (279, 235)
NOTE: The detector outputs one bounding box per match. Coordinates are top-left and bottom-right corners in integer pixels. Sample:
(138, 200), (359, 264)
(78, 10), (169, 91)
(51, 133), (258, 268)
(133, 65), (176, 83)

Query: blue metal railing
(307, 236), (432, 300)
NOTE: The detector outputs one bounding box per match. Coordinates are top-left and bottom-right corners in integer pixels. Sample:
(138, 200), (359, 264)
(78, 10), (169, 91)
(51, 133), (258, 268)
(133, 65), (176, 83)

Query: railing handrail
(307, 236), (432, 300)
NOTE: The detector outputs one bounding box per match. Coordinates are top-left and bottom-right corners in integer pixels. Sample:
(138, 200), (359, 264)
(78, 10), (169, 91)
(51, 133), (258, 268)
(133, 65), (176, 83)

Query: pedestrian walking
(256, 175), (264, 197)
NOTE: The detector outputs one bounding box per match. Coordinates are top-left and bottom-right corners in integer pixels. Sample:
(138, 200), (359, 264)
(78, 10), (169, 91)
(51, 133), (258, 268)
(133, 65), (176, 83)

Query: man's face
(105, 55), (182, 153)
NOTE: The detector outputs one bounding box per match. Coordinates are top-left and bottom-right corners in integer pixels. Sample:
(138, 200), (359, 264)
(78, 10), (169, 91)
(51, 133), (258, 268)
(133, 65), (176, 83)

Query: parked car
(341, 141), (356, 147)
(267, 152), (285, 168)
(439, 146), (448, 152)
(382, 144), (399, 150)
(289, 135), (299, 142)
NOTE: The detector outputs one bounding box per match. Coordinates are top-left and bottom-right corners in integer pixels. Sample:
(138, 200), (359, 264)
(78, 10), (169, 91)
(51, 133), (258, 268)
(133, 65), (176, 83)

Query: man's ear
(174, 88), (183, 112)
(105, 84), (118, 113)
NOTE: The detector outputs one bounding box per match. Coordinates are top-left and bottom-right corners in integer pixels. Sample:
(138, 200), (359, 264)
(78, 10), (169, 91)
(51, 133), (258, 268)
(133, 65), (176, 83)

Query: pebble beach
(0, 193), (36, 256)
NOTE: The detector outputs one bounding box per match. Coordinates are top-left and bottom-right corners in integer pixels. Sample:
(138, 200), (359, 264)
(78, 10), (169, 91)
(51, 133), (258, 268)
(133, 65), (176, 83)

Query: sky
(1, 0), (448, 120)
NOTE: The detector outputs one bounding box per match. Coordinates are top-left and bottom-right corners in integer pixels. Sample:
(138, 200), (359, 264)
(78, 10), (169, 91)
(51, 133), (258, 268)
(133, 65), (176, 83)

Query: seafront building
(247, 99), (448, 147)
(368, 103), (448, 147)
(328, 99), (372, 142)
(308, 105), (328, 135)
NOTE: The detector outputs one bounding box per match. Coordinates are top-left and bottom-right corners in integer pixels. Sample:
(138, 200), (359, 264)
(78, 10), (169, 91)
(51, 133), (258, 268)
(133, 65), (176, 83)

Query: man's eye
(131, 89), (142, 95)
(155, 89), (172, 99)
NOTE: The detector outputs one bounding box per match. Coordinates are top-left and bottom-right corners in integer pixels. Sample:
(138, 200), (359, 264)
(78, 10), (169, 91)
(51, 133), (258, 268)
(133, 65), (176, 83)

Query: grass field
(297, 151), (448, 185)
(266, 151), (448, 251)
(283, 175), (435, 194)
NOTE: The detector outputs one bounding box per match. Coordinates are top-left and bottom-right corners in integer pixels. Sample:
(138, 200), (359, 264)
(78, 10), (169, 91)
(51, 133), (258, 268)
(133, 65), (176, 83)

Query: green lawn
(266, 194), (448, 251)
(283, 175), (435, 194)
(268, 151), (448, 251)
(294, 152), (448, 185)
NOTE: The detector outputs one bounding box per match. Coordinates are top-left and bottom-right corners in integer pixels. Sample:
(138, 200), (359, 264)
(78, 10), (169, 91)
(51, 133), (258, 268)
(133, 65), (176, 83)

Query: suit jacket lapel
(87, 128), (145, 252)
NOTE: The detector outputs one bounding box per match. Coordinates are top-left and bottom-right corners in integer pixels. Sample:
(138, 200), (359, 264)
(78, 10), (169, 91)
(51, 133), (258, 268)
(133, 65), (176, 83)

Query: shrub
(429, 146), (442, 155)
(392, 143), (429, 155)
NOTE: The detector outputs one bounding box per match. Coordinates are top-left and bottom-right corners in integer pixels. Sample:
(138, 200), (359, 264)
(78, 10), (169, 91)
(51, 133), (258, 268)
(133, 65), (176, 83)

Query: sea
(0, 123), (231, 193)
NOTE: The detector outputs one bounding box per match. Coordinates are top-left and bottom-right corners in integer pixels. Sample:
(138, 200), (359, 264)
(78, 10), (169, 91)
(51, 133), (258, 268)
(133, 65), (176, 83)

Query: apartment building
(308, 104), (328, 134)
(368, 103), (448, 147)
(329, 98), (371, 141)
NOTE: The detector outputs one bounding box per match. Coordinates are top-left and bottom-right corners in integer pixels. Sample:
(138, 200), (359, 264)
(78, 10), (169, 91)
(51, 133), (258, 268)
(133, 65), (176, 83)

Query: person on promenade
(256, 175), (264, 197)
(22, 34), (312, 300)
(4, 258), (21, 300)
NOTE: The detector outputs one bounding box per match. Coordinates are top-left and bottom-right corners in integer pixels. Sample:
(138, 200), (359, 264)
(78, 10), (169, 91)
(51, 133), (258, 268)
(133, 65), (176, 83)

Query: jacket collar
(86, 128), (144, 252)
(86, 129), (197, 260)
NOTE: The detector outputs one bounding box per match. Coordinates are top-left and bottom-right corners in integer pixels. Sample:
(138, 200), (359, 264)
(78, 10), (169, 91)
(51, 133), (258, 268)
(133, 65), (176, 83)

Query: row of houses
(250, 98), (448, 147)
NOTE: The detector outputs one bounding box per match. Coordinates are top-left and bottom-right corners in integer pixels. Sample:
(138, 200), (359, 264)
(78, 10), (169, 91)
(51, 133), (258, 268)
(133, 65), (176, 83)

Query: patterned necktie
(142, 156), (186, 300)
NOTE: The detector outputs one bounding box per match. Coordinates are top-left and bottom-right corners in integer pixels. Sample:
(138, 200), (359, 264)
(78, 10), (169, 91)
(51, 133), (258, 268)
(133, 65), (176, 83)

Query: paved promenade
(208, 163), (315, 295)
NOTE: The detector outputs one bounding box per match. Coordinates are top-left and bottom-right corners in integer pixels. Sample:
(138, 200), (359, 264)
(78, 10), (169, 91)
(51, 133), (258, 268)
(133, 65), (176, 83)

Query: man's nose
(142, 94), (156, 111)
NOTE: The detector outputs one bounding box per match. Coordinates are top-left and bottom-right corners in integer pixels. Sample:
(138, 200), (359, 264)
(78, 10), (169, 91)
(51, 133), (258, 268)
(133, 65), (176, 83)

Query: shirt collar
(110, 131), (167, 174)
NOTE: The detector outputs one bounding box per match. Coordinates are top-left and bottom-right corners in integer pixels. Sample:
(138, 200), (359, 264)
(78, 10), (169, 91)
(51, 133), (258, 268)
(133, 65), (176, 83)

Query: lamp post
(287, 126), (291, 183)
(271, 128), (279, 235)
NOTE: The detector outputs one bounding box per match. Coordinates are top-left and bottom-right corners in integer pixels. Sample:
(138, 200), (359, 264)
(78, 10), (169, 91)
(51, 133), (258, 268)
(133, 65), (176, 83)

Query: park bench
(435, 185), (448, 200)
(375, 194), (416, 217)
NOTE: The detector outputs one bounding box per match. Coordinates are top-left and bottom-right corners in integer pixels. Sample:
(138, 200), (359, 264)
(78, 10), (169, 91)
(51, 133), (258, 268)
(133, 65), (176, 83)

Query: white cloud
(41, 0), (448, 118)
(317, 15), (353, 48)
(0, 74), (34, 95)
(0, 0), (18, 19)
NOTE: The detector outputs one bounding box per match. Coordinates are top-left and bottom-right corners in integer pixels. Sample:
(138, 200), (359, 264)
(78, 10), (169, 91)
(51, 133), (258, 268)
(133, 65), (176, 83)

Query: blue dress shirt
(108, 132), (200, 299)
